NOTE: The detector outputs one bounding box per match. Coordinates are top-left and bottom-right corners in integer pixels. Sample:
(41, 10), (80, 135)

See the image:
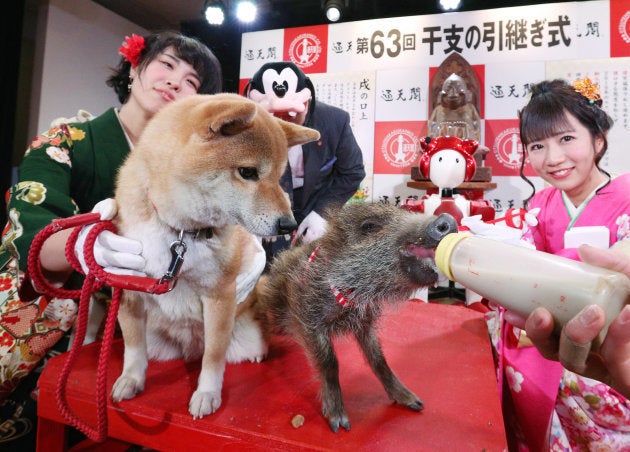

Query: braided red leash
(25, 213), (101, 300)
(24, 213), (170, 442)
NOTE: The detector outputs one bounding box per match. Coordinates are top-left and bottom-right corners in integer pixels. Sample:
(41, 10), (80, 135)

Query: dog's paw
(111, 375), (144, 402)
(189, 390), (222, 419)
(226, 311), (268, 364)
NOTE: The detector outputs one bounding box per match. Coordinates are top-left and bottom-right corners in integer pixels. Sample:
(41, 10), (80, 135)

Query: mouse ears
(418, 136), (478, 181)
(243, 61), (317, 121)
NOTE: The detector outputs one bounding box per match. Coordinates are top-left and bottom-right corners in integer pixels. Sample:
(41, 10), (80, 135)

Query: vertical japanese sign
(310, 71), (376, 202)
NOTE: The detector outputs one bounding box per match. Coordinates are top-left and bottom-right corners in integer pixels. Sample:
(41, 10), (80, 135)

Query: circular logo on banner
(619, 11), (630, 44)
(381, 129), (419, 168)
(288, 33), (322, 68)
(493, 127), (523, 170)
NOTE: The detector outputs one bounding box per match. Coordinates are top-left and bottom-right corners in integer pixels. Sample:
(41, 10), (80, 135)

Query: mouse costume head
(243, 61), (316, 125)
(418, 136), (478, 189)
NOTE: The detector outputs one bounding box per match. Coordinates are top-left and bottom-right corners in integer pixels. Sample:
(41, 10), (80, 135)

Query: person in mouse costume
(244, 62), (365, 264)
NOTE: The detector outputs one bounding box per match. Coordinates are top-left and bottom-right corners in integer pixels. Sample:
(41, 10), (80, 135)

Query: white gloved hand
(235, 236), (266, 304)
(74, 199), (146, 276)
(50, 109), (94, 128)
(523, 207), (540, 227)
(460, 214), (534, 249)
(296, 211), (328, 244)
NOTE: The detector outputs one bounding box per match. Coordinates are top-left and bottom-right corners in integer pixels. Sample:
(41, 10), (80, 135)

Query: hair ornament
(572, 77), (602, 106)
(118, 34), (145, 67)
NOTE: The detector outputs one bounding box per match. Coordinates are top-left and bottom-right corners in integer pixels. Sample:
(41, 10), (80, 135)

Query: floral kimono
(488, 173), (630, 450)
(0, 108), (130, 399)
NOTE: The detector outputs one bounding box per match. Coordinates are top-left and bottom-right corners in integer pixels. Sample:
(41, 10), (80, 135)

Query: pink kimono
(487, 173), (630, 451)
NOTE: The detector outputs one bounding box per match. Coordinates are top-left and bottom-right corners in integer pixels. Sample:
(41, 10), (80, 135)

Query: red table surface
(37, 301), (507, 451)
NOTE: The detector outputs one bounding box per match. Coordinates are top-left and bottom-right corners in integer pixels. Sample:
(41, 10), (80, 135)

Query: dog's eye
(238, 167), (259, 181)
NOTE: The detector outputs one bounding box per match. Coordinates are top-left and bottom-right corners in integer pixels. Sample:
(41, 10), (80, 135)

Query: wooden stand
(406, 180), (497, 192)
(407, 180), (497, 203)
(37, 302), (507, 451)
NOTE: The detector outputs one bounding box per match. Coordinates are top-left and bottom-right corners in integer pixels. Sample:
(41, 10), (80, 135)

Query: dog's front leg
(188, 294), (237, 419)
(354, 324), (423, 411)
(111, 291), (148, 402)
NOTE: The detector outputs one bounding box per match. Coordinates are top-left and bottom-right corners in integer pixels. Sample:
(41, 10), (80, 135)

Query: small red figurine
(404, 136), (494, 224)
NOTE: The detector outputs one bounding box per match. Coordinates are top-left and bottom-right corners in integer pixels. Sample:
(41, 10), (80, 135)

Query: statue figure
(428, 73), (481, 141)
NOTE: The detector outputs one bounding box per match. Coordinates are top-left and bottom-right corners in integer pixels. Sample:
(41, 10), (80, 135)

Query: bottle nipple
(434, 232), (470, 280)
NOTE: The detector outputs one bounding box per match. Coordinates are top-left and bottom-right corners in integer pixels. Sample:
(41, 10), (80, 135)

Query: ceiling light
(438, 0), (461, 11)
(323, 0), (346, 23)
(204, 1), (225, 25)
(235, 1), (257, 23)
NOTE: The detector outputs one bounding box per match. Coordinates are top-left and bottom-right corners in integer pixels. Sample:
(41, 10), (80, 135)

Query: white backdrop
(239, 0), (630, 215)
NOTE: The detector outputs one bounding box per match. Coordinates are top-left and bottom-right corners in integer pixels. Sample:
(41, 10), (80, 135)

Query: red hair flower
(118, 33), (145, 67)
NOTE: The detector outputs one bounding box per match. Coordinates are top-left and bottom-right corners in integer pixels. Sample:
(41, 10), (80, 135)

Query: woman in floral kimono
(488, 78), (630, 450)
(0, 30), (221, 446)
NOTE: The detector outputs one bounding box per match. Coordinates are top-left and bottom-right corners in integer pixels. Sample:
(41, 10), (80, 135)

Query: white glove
(235, 236), (266, 304)
(296, 211), (327, 244)
(460, 214), (534, 249)
(523, 207), (540, 227)
(74, 199), (146, 276)
(50, 109), (94, 127)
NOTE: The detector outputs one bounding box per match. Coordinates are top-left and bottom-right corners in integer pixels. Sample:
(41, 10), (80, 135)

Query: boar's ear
(279, 120), (321, 147)
(208, 100), (257, 136)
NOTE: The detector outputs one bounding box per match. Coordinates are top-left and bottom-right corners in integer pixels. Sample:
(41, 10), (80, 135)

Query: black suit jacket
(282, 101), (365, 223)
(266, 101), (365, 261)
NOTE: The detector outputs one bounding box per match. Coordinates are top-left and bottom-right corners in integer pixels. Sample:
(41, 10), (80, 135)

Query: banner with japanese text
(240, 0), (630, 213)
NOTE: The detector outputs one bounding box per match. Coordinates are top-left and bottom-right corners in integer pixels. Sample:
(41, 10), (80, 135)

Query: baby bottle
(434, 233), (630, 340)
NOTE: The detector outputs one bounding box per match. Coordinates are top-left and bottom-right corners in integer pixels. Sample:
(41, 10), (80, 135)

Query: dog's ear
(208, 101), (257, 136)
(278, 120), (321, 147)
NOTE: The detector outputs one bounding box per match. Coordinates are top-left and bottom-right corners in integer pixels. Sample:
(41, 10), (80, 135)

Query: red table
(37, 301), (507, 451)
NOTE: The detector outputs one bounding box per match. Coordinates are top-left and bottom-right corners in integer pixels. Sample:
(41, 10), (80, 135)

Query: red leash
(23, 213), (170, 442)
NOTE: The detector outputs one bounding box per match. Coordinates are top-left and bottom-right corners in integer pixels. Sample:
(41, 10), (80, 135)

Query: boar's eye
(238, 167), (259, 181)
(360, 220), (382, 235)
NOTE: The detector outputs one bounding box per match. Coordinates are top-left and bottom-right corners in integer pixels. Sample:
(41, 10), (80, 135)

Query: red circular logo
(288, 33), (322, 68)
(619, 10), (630, 44)
(493, 127), (524, 170)
(381, 129), (419, 168)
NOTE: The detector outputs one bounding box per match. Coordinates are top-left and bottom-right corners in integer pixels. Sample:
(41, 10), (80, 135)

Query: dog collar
(148, 191), (214, 241)
(330, 283), (357, 308)
(181, 228), (214, 240)
(147, 194), (214, 289)
(308, 246), (357, 309)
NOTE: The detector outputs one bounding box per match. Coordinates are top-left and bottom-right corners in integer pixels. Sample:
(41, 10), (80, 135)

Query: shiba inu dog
(110, 93), (320, 419)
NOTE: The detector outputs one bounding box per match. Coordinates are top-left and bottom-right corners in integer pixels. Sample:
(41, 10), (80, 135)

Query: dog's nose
(426, 213), (459, 245)
(277, 215), (298, 235)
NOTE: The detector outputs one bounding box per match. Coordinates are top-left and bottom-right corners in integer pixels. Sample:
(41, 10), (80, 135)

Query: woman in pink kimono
(488, 78), (630, 450)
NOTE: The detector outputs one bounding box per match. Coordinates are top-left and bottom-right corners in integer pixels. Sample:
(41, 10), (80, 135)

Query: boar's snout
(426, 213), (458, 246)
